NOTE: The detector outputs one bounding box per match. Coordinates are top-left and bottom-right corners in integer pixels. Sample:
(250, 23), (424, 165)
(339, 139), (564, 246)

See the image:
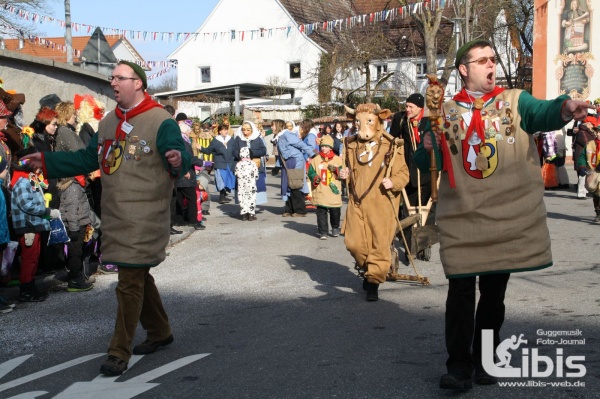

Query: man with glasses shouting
(415, 40), (594, 390)
(22, 60), (191, 376)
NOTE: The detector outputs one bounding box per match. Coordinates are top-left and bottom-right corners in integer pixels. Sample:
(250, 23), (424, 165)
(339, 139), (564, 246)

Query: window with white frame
(376, 64), (388, 79)
(199, 67), (211, 83)
(289, 62), (301, 79)
(416, 62), (427, 78)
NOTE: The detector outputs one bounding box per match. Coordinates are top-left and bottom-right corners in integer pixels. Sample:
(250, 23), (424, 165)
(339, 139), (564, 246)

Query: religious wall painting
(555, 0), (594, 100)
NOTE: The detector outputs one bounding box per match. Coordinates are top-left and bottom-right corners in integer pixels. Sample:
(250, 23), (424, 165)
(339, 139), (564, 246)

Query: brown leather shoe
(100, 355), (128, 376)
(291, 213), (307, 217)
(132, 334), (174, 355)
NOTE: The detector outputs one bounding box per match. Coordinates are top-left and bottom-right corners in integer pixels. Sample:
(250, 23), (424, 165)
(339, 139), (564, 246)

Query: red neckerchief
(409, 108), (424, 144)
(453, 87), (505, 143)
(113, 93), (163, 141)
(320, 150), (334, 160)
(440, 86), (505, 188)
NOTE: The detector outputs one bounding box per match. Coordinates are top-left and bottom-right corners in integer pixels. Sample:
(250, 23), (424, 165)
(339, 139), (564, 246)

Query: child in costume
(10, 147), (61, 302)
(57, 175), (94, 292)
(308, 135), (344, 240)
(194, 165), (210, 229)
(234, 147), (258, 221)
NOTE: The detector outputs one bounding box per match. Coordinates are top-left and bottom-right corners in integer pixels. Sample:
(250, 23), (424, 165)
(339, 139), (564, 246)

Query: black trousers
(445, 273), (510, 374)
(284, 188), (306, 215)
(316, 206), (340, 234)
(176, 186), (199, 224)
(66, 227), (87, 280)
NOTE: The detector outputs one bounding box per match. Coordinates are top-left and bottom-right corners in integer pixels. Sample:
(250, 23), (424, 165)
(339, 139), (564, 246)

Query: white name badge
(121, 122), (134, 134)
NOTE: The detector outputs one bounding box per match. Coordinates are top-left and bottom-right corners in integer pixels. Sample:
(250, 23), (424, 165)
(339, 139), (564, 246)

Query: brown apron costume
(97, 108), (174, 267)
(437, 90), (552, 278)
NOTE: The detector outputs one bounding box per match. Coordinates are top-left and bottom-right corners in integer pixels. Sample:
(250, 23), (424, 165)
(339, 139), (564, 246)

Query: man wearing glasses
(415, 40), (594, 390)
(22, 60), (190, 376)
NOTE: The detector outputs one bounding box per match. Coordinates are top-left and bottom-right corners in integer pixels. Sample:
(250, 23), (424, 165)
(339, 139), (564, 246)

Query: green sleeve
(307, 163), (317, 181)
(413, 131), (442, 173)
(44, 133), (100, 178)
(518, 92), (572, 134)
(156, 119), (191, 179)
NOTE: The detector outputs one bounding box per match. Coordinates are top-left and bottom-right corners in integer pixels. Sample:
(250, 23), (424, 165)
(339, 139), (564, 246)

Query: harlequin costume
(40, 93), (190, 363)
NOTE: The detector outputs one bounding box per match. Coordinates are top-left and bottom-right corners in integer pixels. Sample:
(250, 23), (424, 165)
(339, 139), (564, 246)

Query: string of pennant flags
(3, 0), (456, 80)
(3, 0), (453, 44)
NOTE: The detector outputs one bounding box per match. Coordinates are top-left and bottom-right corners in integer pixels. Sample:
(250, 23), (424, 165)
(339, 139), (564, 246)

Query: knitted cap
(118, 60), (148, 90)
(455, 39), (493, 69)
(39, 93), (62, 110)
(406, 93), (424, 108)
(320, 134), (334, 148)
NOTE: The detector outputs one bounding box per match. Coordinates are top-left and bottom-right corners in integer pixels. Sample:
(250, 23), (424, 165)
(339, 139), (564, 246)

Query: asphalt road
(0, 170), (598, 399)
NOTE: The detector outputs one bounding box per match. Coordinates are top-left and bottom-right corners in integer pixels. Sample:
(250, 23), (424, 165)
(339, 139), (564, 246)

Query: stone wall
(0, 49), (116, 122)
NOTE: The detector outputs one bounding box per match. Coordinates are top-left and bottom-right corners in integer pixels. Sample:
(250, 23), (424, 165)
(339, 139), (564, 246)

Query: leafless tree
(316, 23), (397, 103)
(262, 75), (291, 104)
(0, 0), (50, 39)
(148, 73), (177, 94)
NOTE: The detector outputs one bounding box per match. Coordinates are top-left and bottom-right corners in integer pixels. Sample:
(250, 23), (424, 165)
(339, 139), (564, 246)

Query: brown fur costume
(342, 103), (410, 284)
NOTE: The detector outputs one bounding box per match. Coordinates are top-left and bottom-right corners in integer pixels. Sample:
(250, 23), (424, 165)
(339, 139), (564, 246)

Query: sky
(27, 0), (221, 84)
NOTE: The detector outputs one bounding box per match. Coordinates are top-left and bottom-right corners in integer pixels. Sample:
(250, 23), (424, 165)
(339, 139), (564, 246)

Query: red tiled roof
(3, 35), (135, 64)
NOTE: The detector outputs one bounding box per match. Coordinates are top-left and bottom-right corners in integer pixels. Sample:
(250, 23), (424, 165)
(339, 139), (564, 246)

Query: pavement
(0, 168), (598, 398)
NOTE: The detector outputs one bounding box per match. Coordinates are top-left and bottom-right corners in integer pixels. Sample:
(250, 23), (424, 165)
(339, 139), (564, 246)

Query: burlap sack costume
(343, 103), (410, 284)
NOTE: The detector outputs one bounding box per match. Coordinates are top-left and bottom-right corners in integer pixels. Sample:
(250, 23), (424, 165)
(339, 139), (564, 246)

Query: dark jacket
(200, 137), (234, 170)
(389, 111), (431, 188)
(79, 123), (96, 147)
(31, 124), (59, 207)
(231, 136), (267, 171)
(177, 139), (204, 188)
(57, 178), (91, 233)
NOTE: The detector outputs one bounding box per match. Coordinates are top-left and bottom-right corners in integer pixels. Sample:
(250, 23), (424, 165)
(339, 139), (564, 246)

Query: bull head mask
(345, 103), (392, 141)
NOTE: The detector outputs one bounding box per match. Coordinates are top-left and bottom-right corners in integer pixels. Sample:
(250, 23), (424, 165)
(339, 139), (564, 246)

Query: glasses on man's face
(108, 75), (139, 83)
(465, 56), (496, 66)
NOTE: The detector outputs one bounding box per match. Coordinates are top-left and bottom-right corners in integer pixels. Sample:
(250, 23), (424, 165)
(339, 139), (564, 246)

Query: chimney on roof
(18, 36), (24, 50)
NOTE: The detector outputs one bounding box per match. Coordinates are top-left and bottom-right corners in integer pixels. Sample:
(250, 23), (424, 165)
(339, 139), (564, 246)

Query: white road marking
(6, 392), (48, 399)
(127, 354), (210, 383)
(0, 355), (33, 380)
(0, 354), (105, 393)
(53, 382), (158, 399)
(54, 354), (210, 398)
